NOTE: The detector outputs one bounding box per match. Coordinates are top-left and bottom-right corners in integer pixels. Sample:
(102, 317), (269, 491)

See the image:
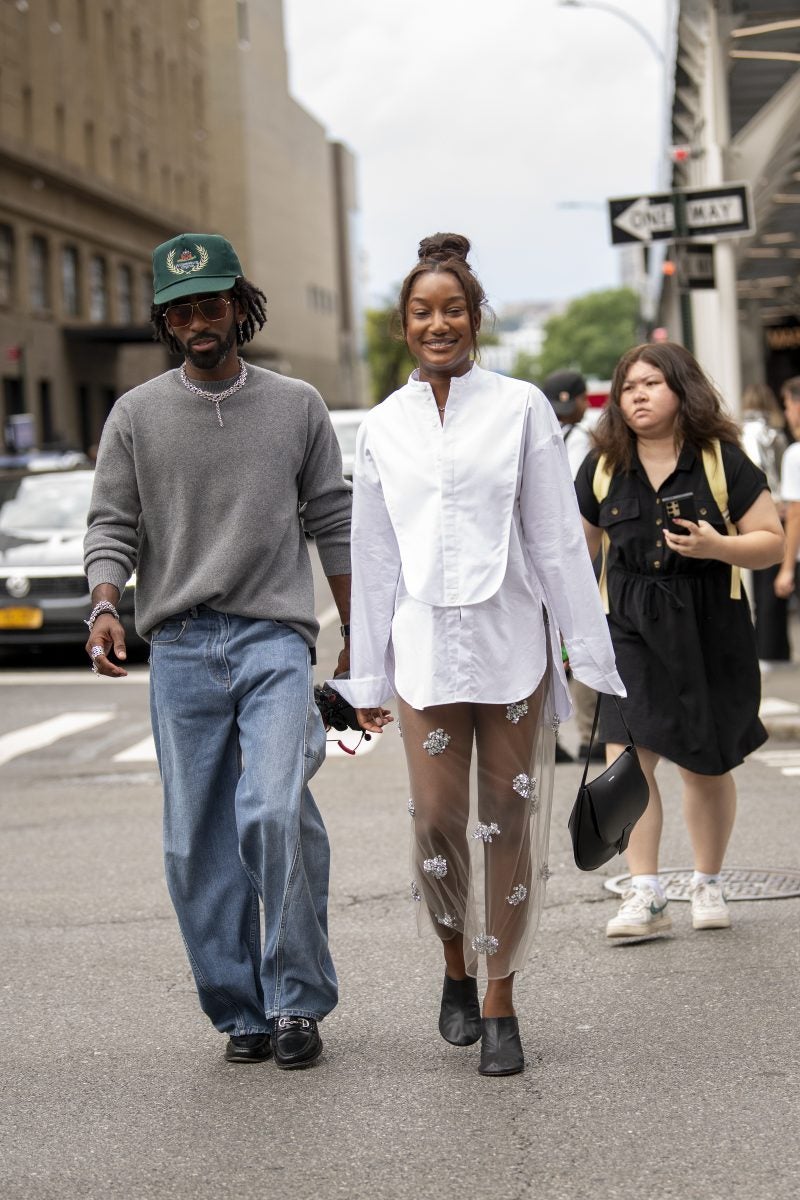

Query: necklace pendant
(214, 400), (224, 427)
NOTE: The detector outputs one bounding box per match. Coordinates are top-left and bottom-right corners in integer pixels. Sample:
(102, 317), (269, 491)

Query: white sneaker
(690, 880), (731, 930)
(606, 885), (672, 938)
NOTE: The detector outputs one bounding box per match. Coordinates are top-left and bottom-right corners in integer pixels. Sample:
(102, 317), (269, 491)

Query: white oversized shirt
(331, 365), (625, 714)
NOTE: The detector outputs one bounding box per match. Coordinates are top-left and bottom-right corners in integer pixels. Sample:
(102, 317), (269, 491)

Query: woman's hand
(774, 567), (796, 599)
(355, 707), (394, 734)
(663, 519), (724, 558)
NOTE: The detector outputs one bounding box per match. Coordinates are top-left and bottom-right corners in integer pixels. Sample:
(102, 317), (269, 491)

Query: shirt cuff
(566, 638), (627, 697)
(86, 559), (132, 597)
(325, 675), (394, 708)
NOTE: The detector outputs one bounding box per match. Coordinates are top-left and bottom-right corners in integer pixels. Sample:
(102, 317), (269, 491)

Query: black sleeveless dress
(575, 441), (768, 775)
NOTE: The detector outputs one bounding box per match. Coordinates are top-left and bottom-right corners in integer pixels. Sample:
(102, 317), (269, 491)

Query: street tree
(537, 288), (639, 380)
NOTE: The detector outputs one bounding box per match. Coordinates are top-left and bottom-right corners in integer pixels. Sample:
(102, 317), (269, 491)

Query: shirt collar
(629, 440), (697, 481)
(408, 362), (480, 391)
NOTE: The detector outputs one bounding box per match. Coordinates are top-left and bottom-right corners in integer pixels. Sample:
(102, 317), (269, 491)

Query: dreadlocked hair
(150, 276), (268, 354)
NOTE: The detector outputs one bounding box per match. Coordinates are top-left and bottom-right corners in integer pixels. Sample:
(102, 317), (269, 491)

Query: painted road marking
(0, 712), (114, 767)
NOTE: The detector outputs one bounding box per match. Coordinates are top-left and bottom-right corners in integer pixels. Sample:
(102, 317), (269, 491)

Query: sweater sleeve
(298, 386), (352, 578)
(519, 403), (625, 697)
(83, 402), (141, 595)
(326, 423), (400, 708)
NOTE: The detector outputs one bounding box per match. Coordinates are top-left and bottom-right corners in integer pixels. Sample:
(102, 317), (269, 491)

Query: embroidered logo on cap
(166, 244), (209, 276)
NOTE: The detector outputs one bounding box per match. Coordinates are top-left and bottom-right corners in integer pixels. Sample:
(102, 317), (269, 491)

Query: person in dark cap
(542, 370), (605, 762)
(83, 233), (368, 1069)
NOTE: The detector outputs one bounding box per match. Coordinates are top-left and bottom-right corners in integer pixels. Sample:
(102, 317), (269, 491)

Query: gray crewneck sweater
(84, 364), (352, 643)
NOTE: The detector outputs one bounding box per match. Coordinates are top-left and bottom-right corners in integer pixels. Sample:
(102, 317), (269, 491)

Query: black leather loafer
(273, 1016), (323, 1070)
(478, 1016), (525, 1076)
(439, 973), (482, 1046)
(224, 1033), (272, 1063)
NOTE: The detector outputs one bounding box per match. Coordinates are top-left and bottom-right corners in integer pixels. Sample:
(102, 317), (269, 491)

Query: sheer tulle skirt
(397, 664), (556, 980)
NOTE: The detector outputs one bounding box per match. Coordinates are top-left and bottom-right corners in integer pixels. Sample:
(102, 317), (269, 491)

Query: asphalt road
(2, 578), (799, 1199)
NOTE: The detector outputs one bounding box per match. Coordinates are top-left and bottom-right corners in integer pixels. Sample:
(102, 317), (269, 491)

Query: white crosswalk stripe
(2, 710), (377, 767)
(0, 712), (114, 767)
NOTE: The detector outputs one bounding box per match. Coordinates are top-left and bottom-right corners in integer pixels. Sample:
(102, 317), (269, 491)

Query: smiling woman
(331, 232), (625, 1077)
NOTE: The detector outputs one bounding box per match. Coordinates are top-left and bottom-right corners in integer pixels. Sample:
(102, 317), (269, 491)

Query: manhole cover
(604, 867), (800, 901)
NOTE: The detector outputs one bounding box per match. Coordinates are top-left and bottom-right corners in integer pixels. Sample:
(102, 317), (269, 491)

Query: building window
(29, 235), (51, 311)
(117, 264), (133, 323)
(39, 379), (54, 444)
(22, 87), (33, 141)
(110, 135), (122, 182)
(61, 245), (80, 316)
(88, 255), (108, 321)
(139, 271), (152, 321)
(54, 103), (65, 152)
(84, 120), (95, 170)
(236, 0), (250, 47)
(0, 226), (14, 306)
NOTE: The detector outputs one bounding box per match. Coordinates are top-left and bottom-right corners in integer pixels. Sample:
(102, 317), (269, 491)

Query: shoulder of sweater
(244, 363), (323, 403)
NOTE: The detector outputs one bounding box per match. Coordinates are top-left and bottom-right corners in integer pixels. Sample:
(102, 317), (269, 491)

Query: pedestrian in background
(775, 376), (800, 606)
(542, 369), (605, 764)
(84, 233), (356, 1069)
(576, 342), (784, 940)
(740, 382), (790, 667)
(333, 233), (624, 1076)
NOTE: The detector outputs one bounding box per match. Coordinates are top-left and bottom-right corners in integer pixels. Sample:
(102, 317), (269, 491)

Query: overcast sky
(283, 0), (675, 310)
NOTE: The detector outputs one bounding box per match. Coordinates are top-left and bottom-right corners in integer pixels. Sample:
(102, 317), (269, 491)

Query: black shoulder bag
(567, 696), (649, 871)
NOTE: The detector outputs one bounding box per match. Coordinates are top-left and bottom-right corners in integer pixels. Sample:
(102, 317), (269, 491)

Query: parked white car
(328, 409), (368, 481)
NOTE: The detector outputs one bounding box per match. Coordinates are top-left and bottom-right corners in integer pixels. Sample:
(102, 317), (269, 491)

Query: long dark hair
(150, 276), (267, 355)
(593, 342), (742, 472)
(396, 233), (489, 359)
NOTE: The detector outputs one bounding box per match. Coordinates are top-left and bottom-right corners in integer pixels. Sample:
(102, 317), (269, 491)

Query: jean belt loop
(189, 606), (199, 618)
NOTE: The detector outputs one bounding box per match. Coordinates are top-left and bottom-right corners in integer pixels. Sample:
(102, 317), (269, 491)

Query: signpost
(608, 183), (753, 246)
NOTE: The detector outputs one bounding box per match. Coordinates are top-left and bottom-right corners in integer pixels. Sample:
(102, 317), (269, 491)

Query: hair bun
(417, 233), (471, 264)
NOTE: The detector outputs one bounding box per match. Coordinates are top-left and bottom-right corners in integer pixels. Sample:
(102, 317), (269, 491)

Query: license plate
(0, 606), (44, 629)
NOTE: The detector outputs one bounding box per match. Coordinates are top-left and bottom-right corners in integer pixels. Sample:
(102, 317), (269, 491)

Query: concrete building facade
(0, 0), (361, 455)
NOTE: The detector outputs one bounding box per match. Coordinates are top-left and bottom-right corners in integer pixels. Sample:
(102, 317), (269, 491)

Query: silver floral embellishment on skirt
(423, 728), (451, 756)
(410, 881), (421, 902)
(423, 855), (448, 878)
(472, 821), (501, 843)
(407, 797), (415, 818)
(530, 793), (540, 816)
(436, 913), (458, 929)
(512, 773), (533, 800)
(540, 863), (552, 882)
(506, 884), (528, 906)
(471, 932), (500, 956)
(505, 700), (528, 724)
(551, 715), (561, 737)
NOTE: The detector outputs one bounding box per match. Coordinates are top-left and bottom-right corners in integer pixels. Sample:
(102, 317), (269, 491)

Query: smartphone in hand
(662, 492), (698, 536)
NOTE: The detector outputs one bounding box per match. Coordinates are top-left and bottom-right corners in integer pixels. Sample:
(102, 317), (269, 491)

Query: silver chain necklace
(179, 359), (248, 427)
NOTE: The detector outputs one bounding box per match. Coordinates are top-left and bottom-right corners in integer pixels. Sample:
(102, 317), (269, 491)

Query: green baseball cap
(152, 233), (243, 305)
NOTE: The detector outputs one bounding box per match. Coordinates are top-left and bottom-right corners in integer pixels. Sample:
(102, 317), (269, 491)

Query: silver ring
(90, 645), (105, 661)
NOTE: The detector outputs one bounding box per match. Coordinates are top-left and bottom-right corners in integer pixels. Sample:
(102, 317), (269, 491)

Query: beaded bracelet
(85, 600), (120, 631)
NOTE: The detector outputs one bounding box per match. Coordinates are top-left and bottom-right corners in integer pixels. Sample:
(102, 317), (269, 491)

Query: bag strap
(579, 695), (636, 789)
(592, 455), (613, 615)
(700, 438), (741, 601)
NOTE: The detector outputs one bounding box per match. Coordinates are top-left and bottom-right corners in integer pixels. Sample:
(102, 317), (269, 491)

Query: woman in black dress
(575, 343), (784, 939)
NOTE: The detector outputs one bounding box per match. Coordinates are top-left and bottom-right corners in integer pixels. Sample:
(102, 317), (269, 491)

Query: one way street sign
(608, 183), (753, 245)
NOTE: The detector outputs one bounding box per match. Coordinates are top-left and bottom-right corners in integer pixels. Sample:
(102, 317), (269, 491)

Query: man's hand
(774, 567), (796, 599)
(355, 707), (394, 734)
(85, 614), (128, 678)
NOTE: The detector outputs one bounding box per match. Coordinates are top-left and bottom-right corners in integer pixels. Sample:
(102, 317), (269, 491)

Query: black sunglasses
(164, 296), (231, 329)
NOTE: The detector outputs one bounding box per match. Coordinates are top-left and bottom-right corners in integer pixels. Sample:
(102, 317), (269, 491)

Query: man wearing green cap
(83, 233), (359, 1069)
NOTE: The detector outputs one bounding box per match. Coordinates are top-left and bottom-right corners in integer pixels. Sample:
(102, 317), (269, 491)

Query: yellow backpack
(592, 438), (741, 613)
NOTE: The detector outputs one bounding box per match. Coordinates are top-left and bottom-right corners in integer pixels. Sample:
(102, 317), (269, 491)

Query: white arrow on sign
(613, 196), (675, 242)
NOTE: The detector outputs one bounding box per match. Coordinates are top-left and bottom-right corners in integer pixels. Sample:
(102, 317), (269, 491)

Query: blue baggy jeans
(149, 606), (337, 1034)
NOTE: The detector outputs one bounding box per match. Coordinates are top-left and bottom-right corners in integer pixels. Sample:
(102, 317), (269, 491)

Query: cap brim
(154, 274), (238, 305)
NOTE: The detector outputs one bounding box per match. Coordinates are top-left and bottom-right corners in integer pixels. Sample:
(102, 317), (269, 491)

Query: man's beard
(184, 323), (237, 370)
